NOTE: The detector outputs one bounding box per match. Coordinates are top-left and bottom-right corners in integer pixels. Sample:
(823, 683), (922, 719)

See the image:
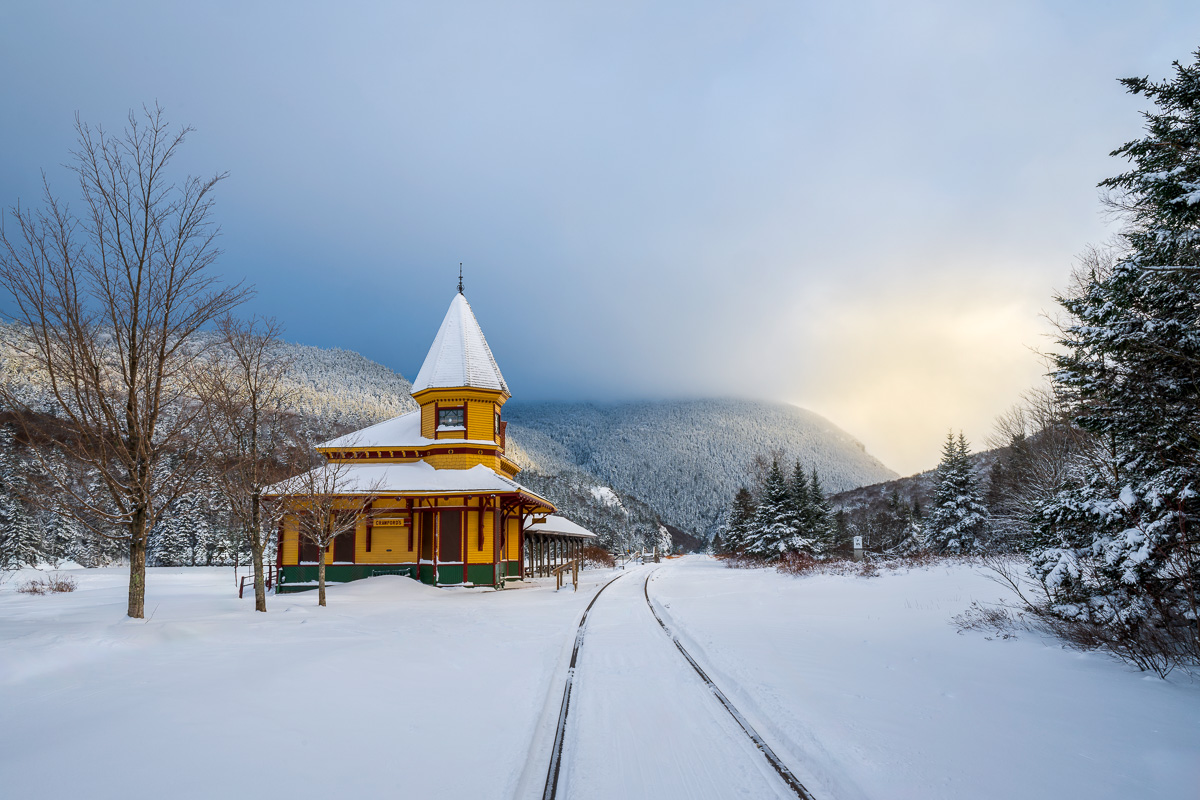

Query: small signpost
(853, 535), (864, 561)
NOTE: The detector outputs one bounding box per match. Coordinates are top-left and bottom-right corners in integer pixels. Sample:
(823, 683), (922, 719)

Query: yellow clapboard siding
(423, 451), (502, 471)
(506, 517), (520, 560)
(467, 509), (496, 564)
(282, 520), (299, 565)
(358, 520), (417, 563)
(466, 399), (495, 442)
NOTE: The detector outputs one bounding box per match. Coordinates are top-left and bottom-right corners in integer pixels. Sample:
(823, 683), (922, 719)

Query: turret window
(437, 406), (465, 429)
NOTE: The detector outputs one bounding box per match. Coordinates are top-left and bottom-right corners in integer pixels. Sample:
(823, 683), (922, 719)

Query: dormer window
(437, 406), (465, 429)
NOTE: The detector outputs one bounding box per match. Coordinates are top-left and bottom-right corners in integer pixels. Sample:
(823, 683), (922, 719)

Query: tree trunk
(252, 539), (267, 613)
(317, 550), (327, 607)
(251, 493), (267, 612)
(127, 509), (148, 619)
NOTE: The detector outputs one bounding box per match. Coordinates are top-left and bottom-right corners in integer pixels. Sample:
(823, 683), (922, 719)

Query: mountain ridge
(0, 325), (896, 548)
(503, 398), (897, 540)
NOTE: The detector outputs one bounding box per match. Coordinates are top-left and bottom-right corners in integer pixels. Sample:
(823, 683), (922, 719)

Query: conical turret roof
(412, 293), (509, 395)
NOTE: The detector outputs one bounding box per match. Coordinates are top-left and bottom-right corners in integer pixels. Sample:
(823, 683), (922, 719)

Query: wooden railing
(238, 564), (278, 598)
(552, 559), (580, 592)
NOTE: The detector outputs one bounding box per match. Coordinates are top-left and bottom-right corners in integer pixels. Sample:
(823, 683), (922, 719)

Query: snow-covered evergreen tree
(745, 461), (795, 560)
(808, 467), (834, 551)
(788, 461), (812, 541)
(1030, 51), (1200, 664)
(151, 490), (216, 566)
(0, 425), (38, 568)
(924, 432), (988, 553)
(722, 486), (756, 554)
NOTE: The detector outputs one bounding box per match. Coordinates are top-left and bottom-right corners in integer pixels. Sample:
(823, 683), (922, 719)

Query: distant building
(271, 288), (593, 590)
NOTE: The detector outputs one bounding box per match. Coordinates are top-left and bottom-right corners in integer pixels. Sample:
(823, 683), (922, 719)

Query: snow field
(0, 566), (615, 800)
(649, 557), (1200, 800)
(4, 558), (1197, 800)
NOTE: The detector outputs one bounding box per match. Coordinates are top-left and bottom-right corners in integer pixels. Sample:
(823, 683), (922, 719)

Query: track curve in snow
(642, 568), (817, 800)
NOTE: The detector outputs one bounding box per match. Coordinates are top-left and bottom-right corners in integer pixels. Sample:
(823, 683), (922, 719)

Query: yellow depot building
(272, 287), (594, 590)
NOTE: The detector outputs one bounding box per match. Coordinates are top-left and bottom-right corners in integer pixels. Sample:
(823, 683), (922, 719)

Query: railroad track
(641, 569), (816, 800)
(541, 570), (628, 800)
(539, 565), (816, 800)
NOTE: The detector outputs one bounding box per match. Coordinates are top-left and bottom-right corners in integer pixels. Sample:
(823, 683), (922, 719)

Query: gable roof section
(412, 293), (509, 395)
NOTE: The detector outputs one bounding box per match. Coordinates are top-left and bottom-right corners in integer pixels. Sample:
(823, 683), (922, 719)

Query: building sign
(374, 518), (409, 527)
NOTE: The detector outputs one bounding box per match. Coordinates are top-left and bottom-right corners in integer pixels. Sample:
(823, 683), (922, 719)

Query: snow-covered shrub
(17, 572), (77, 594)
(581, 545), (615, 568)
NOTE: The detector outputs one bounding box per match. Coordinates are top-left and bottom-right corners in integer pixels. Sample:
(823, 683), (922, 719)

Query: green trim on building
(467, 563), (497, 586)
(277, 563), (417, 592)
(505, 560), (520, 577)
(278, 561), (505, 592)
(436, 563), (465, 585)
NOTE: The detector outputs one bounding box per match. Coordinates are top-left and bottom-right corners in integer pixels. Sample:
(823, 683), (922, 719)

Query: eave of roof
(525, 514), (598, 539)
(264, 461), (554, 510)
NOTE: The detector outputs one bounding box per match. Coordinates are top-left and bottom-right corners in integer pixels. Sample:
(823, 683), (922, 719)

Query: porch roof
(525, 515), (597, 539)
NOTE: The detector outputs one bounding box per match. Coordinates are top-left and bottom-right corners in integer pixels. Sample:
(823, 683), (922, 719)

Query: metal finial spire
(458, 263), (464, 294)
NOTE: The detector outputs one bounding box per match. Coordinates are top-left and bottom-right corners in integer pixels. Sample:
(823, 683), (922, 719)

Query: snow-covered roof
(412, 293), (509, 395)
(266, 461), (551, 504)
(525, 514), (597, 539)
(318, 410), (497, 450)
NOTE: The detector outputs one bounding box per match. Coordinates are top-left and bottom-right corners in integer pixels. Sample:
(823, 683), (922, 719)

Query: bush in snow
(17, 572), (77, 594)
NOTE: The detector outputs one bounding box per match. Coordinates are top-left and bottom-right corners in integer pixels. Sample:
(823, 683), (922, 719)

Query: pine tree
(745, 461), (796, 560)
(0, 425), (39, 569)
(924, 432), (988, 553)
(151, 491), (214, 567)
(808, 467), (834, 552)
(1033, 51), (1200, 661)
(722, 486), (757, 554)
(785, 461), (812, 549)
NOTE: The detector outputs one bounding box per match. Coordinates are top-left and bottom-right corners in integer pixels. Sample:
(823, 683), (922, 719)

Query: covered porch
(522, 515), (597, 578)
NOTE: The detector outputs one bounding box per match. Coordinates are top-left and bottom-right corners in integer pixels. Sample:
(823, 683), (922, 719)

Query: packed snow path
(641, 570), (815, 799)
(551, 565), (804, 800)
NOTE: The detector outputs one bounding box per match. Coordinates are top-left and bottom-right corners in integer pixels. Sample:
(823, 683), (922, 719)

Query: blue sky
(2, 1), (1198, 474)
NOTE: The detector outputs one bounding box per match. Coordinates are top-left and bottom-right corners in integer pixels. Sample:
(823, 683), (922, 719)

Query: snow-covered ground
(649, 558), (1200, 800)
(1, 558), (1197, 800)
(0, 565), (616, 799)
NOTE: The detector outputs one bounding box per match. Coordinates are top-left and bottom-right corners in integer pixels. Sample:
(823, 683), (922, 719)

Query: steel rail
(541, 570), (627, 800)
(643, 569), (817, 800)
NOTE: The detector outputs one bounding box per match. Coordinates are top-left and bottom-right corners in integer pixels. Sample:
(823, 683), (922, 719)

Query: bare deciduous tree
(198, 314), (296, 612)
(278, 454), (382, 606)
(985, 385), (1092, 546)
(0, 106), (249, 618)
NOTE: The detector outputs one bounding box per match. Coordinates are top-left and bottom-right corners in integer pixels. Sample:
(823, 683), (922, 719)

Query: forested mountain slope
(503, 399), (896, 541)
(0, 324), (418, 434)
(1, 324), (893, 558)
(208, 335), (420, 431)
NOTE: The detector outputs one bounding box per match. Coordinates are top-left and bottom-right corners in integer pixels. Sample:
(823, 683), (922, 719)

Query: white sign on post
(853, 536), (863, 550)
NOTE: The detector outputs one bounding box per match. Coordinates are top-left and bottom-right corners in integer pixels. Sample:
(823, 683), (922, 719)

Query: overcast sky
(3, 2), (1199, 475)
